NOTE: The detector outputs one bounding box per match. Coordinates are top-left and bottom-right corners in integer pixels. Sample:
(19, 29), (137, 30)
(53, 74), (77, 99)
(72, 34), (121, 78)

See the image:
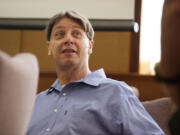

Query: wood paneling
(21, 30), (56, 71)
(130, 0), (142, 72)
(38, 71), (57, 92)
(0, 29), (21, 55)
(90, 31), (131, 73)
(20, 30), (131, 73)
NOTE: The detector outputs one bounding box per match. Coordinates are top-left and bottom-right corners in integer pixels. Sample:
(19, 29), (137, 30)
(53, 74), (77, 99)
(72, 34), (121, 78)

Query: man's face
(47, 18), (93, 70)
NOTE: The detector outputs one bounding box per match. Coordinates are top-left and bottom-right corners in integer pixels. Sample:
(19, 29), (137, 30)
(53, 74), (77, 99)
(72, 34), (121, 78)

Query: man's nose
(64, 33), (74, 46)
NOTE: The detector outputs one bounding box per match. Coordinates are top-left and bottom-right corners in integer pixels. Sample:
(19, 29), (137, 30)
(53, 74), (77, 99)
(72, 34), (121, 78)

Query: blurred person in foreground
(155, 0), (180, 135)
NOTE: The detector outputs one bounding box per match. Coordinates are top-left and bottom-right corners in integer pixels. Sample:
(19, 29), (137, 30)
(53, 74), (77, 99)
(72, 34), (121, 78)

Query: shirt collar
(47, 79), (62, 94)
(79, 68), (106, 86)
(47, 68), (106, 94)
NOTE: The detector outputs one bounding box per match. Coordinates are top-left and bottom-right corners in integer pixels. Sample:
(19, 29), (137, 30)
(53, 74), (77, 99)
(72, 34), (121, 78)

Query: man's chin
(58, 61), (79, 71)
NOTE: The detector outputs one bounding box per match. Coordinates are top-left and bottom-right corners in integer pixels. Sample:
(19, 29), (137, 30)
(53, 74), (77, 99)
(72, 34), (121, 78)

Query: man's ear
(88, 40), (94, 54)
(46, 41), (52, 56)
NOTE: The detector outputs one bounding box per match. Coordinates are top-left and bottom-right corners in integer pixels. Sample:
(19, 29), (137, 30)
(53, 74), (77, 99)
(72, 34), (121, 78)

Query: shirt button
(46, 128), (50, 132)
(54, 109), (58, 113)
(62, 93), (67, 96)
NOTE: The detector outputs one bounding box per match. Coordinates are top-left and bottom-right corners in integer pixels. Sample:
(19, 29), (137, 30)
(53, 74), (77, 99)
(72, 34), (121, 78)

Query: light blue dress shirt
(27, 69), (165, 135)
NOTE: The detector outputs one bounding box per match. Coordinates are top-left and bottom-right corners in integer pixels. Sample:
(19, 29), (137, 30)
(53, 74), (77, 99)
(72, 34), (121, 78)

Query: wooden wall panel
(0, 29), (21, 55)
(21, 30), (131, 73)
(38, 72), (57, 92)
(21, 30), (56, 71)
(90, 32), (131, 73)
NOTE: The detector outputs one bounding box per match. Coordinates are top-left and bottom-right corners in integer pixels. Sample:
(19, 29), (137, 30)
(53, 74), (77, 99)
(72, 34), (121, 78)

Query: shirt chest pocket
(65, 104), (108, 134)
(69, 104), (100, 124)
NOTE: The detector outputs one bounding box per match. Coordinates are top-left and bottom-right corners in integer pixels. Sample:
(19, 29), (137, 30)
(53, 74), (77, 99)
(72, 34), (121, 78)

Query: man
(27, 10), (164, 135)
(155, 0), (180, 134)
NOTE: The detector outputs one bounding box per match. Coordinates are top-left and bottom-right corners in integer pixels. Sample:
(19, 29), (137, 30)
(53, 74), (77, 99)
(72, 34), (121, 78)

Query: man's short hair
(45, 10), (94, 41)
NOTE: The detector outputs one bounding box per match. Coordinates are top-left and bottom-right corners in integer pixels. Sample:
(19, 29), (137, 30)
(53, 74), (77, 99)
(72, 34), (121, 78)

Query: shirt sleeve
(110, 85), (165, 135)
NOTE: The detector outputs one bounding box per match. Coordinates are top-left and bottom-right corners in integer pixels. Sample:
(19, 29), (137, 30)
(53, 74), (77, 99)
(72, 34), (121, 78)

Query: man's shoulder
(35, 89), (49, 99)
(98, 77), (138, 99)
(100, 78), (132, 92)
(102, 77), (130, 88)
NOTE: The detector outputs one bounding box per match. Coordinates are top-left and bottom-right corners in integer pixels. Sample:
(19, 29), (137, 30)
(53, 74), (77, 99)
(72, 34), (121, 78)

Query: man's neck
(56, 66), (91, 86)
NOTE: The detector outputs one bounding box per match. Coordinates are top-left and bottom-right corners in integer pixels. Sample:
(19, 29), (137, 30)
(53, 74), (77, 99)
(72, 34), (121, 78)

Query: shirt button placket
(54, 108), (58, 113)
(46, 128), (50, 132)
(62, 92), (67, 96)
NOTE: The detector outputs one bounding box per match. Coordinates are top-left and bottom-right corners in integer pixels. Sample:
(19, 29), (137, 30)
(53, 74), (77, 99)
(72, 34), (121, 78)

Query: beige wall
(0, 0), (134, 19)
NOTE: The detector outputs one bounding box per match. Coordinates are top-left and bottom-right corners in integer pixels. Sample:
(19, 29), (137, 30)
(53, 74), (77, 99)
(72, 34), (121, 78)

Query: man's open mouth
(62, 49), (77, 53)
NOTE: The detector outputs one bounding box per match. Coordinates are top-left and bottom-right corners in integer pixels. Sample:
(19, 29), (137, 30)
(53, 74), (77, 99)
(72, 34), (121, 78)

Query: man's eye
(73, 30), (82, 38)
(55, 31), (65, 38)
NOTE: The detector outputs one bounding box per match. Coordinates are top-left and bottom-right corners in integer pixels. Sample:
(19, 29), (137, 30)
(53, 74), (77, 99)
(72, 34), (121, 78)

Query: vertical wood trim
(19, 30), (23, 52)
(130, 0), (142, 72)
